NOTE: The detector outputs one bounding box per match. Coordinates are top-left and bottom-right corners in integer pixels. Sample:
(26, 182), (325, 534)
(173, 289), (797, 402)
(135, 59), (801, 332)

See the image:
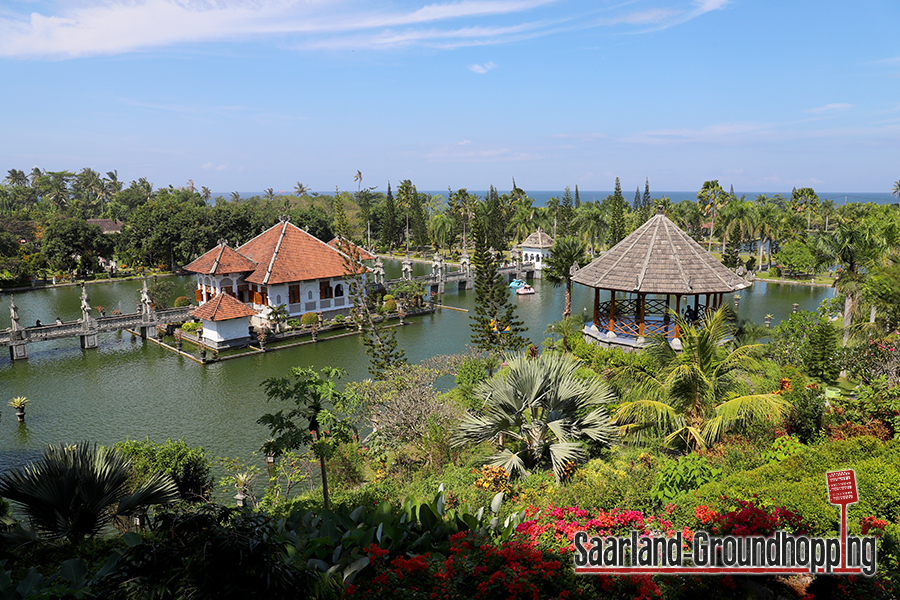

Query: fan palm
(452, 352), (618, 482)
(0, 443), (179, 544)
(544, 236), (588, 319)
(612, 307), (787, 452)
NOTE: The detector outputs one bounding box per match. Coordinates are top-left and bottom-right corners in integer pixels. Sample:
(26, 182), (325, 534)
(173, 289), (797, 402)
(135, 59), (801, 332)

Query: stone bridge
(2, 277), (194, 360)
(375, 250), (535, 294)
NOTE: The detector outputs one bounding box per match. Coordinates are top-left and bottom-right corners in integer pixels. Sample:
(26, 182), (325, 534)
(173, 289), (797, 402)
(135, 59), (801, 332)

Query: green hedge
(672, 437), (900, 535)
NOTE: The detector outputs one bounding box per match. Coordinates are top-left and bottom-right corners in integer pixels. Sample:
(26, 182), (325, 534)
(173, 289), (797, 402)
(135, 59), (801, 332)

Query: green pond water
(0, 262), (833, 471)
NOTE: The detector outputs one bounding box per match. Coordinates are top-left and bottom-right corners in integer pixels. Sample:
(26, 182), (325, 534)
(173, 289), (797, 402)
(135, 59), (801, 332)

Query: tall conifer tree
(470, 211), (527, 353)
(334, 198), (406, 378)
(380, 182), (397, 249)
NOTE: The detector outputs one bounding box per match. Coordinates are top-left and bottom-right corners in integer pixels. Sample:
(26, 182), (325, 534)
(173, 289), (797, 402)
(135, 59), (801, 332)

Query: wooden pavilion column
(674, 294), (682, 339)
(663, 294), (671, 337)
(638, 293), (646, 337)
(593, 288), (600, 329)
(609, 291), (616, 334)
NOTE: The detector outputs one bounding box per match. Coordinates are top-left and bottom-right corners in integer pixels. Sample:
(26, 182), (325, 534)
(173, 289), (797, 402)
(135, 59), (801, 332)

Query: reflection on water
(0, 268), (832, 471)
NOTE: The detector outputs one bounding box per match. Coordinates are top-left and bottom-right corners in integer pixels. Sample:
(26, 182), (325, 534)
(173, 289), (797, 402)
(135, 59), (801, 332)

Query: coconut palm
(201, 186), (212, 203)
(230, 191), (241, 202)
(0, 443), (179, 544)
(452, 352), (618, 481)
(697, 180), (727, 252)
(818, 217), (889, 346)
(294, 182), (310, 197)
(543, 236), (588, 319)
(892, 180), (900, 208)
(612, 307), (788, 452)
(267, 303), (289, 333)
(572, 202), (605, 257)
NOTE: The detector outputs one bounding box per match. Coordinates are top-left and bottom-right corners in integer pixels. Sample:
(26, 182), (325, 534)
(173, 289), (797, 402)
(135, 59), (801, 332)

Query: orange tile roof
(238, 221), (366, 285)
(184, 243), (258, 275)
(327, 237), (376, 261)
(190, 293), (257, 322)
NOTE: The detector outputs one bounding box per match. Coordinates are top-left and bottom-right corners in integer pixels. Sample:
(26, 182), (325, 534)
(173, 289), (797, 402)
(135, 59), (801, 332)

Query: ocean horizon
(214, 189), (898, 208)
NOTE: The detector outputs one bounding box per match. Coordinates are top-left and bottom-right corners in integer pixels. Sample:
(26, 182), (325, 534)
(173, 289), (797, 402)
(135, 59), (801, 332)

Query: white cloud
(469, 61), (496, 73)
(804, 103), (853, 114)
(0, 0), (730, 58)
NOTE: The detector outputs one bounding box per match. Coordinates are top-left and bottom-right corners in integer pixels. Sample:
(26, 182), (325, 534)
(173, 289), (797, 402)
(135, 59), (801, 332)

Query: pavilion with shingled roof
(571, 206), (751, 350)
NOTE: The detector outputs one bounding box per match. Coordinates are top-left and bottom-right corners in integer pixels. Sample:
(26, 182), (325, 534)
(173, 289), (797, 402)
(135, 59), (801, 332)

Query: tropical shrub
(0, 443), (179, 544)
(650, 453), (722, 506)
(613, 307), (787, 451)
(382, 298), (397, 312)
(760, 435), (806, 463)
(783, 383), (825, 443)
(840, 336), (900, 386)
(114, 438), (213, 501)
(173, 296), (191, 307)
(453, 352), (618, 482)
(286, 318), (300, 329)
(300, 312), (318, 326)
(180, 322), (201, 334)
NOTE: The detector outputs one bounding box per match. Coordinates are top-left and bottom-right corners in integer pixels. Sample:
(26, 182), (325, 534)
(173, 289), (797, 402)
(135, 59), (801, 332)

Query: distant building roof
(520, 228), (554, 249)
(184, 242), (259, 275)
(184, 219), (367, 285)
(327, 237), (376, 260)
(87, 219), (124, 234)
(571, 207), (751, 295)
(190, 292), (257, 322)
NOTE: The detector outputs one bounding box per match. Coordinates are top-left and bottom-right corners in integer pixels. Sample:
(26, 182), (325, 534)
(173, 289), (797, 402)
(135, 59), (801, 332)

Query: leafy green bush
(785, 384), (825, 442)
(286, 318), (300, 329)
(760, 435), (807, 463)
(650, 453), (722, 506)
(115, 438), (213, 501)
(674, 437), (900, 535)
(173, 296), (191, 307)
(180, 322), (201, 334)
(382, 299), (397, 312)
(300, 312), (318, 326)
(326, 442), (367, 491)
(334, 313), (345, 324)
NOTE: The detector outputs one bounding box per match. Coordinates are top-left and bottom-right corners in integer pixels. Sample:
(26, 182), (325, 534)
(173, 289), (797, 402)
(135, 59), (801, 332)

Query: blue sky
(1, 0), (898, 195)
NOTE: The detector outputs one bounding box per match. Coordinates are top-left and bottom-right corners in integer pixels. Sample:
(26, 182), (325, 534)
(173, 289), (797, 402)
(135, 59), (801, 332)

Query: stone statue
(80, 284), (91, 316)
(9, 299), (19, 324)
(140, 276), (152, 313)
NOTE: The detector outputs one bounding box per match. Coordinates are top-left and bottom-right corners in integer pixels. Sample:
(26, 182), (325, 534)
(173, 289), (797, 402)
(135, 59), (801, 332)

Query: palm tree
(267, 303), (289, 333)
(201, 186), (212, 203)
(892, 180), (900, 208)
(544, 236), (588, 319)
(612, 307), (788, 452)
(0, 443), (179, 544)
(697, 180), (727, 252)
(429, 213), (453, 256)
(572, 202), (605, 257)
(5, 169), (28, 187)
(230, 191), (241, 202)
(452, 352), (617, 482)
(754, 202), (779, 270)
(264, 188), (276, 202)
(294, 182), (310, 197)
(818, 218), (888, 347)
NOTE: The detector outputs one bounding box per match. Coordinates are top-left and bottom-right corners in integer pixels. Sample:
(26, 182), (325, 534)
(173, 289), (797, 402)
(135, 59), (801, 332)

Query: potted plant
(9, 396), (28, 422)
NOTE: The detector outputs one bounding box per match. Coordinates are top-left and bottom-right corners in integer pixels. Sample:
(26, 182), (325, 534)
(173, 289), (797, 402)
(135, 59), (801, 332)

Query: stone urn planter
(9, 396), (28, 423)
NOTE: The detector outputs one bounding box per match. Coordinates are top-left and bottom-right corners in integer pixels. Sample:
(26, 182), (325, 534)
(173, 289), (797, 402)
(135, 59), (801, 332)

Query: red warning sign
(826, 470), (858, 505)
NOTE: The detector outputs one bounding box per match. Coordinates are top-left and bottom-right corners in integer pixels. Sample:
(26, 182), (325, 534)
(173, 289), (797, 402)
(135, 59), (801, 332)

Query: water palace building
(183, 218), (373, 337)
